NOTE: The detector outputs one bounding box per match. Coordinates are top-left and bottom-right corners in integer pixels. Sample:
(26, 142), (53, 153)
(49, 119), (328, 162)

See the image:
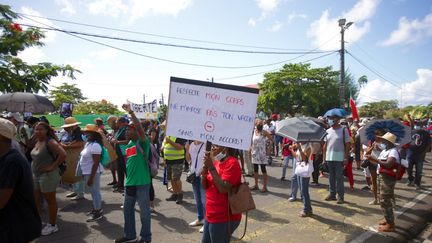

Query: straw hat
(377, 132), (397, 145)
(0, 118), (17, 140)
(107, 115), (117, 127)
(81, 124), (99, 133)
(61, 117), (81, 128)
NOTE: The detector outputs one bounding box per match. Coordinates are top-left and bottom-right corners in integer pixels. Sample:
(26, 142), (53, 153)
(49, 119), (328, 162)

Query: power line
(17, 12), (322, 52)
(20, 17), (333, 69)
(19, 23), (334, 55)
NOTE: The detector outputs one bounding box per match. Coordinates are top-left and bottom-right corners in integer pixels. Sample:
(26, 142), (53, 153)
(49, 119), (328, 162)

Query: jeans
(192, 176), (206, 221)
(73, 179), (85, 197)
(117, 156), (126, 188)
(201, 220), (241, 243)
(299, 177), (312, 213)
(290, 159), (299, 199)
(123, 184), (151, 241)
(281, 156), (293, 179)
(328, 161), (344, 199)
(83, 173), (102, 210)
(407, 151), (424, 186)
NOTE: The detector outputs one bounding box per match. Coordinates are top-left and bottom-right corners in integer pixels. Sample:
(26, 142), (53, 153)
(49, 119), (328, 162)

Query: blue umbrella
(358, 119), (411, 145)
(324, 108), (348, 118)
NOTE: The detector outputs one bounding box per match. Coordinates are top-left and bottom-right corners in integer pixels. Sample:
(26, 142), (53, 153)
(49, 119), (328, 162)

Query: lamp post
(338, 18), (353, 107)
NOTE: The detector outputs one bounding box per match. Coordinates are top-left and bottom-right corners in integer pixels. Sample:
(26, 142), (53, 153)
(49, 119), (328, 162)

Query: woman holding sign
(250, 121), (274, 193)
(201, 144), (242, 243)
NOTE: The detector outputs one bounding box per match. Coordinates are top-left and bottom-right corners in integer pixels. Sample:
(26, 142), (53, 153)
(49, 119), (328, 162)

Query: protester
(106, 115), (119, 187)
(148, 127), (159, 212)
(288, 143), (300, 202)
(323, 115), (350, 204)
(271, 114), (282, 158)
(111, 116), (130, 193)
(243, 149), (254, 177)
(365, 132), (402, 232)
(0, 118), (42, 242)
(251, 121), (274, 192)
(310, 142), (324, 185)
(94, 117), (108, 135)
(31, 122), (67, 236)
(6, 112), (28, 152)
(79, 124), (105, 222)
(291, 142), (313, 217)
(186, 140), (206, 233)
(201, 144), (242, 243)
(61, 117), (85, 200)
(162, 134), (187, 204)
(263, 119), (275, 164)
(115, 104), (152, 243)
(407, 123), (431, 189)
(280, 137), (293, 181)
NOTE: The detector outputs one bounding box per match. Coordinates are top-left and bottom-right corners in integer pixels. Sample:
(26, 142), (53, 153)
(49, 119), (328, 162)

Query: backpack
(46, 138), (67, 176)
(99, 143), (111, 167)
(136, 140), (159, 178)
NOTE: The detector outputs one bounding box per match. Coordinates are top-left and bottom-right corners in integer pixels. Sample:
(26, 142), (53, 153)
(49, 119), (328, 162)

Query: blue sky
(5, 0), (432, 108)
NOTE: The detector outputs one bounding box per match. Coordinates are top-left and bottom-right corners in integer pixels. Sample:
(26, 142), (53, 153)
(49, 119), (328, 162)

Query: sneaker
(324, 195), (337, 201)
(199, 226), (204, 233)
(66, 192), (77, 198)
(189, 219), (204, 227)
(87, 209), (103, 222)
(166, 194), (178, 201)
(368, 199), (379, 205)
(86, 209), (95, 216)
(337, 198), (344, 204)
(41, 224), (58, 236)
(176, 193), (183, 204)
(299, 211), (313, 217)
(288, 197), (296, 202)
(70, 195), (85, 201)
(114, 237), (137, 243)
(280, 177), (286, 181)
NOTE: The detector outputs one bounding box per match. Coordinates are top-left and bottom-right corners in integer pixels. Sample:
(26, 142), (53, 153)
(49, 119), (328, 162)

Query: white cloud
(20, 7), (57, 43)
(56, 0), (76, 15)
(248, 18), (256, 27)
(88, 0), (128, 17)
(129, 0), (192, 20)
(288, 12), (307, 24)
(256, 0), (280, 12)
(89, 48), (118, 60)
(381, 13), (432, 46)
(18, 47), (46, 64)
(358, 68), (432, 106)
(307, 0), (380, 51)
(268, 21), (282, 32)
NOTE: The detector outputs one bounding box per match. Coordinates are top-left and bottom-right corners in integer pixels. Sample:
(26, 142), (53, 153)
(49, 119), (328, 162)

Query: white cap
(0, 118), (17, 140)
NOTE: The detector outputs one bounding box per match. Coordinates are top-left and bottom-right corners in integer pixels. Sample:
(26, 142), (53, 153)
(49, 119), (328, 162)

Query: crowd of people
(1, 108), (431, 242)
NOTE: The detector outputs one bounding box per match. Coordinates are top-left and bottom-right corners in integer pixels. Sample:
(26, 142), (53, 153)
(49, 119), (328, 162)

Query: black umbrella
(0, 92), (55, 113)
(275, 117), (327, 142)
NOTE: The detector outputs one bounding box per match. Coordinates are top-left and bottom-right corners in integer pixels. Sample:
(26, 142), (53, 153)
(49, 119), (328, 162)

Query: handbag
(294, 161), (314, 178)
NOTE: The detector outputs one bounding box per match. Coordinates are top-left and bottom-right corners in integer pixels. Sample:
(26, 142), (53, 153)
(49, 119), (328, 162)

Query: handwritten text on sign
(129, 100), (158, 120)
(166, 77), (259, 150)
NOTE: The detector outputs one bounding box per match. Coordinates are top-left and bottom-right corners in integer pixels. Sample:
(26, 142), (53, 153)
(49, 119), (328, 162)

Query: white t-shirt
(378, 147), (400, 163)
(189, 142), (206, 175)
(79, 142), (103, 175)
(263, 124), (275, 135)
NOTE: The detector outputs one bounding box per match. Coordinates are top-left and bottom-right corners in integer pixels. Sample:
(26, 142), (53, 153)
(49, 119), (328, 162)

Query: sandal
(250, 186), (259, 191)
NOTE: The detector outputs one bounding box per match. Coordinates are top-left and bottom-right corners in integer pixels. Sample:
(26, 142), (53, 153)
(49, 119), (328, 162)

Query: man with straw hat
(60, 117), (85, 200)
(365, 132), (404, 232)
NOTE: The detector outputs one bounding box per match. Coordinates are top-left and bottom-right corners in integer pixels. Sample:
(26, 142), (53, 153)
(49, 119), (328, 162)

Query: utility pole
(338, 19), (353, 108)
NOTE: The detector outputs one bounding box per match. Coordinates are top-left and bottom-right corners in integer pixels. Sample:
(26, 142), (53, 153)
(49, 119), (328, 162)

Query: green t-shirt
(124, 138), (151, 186)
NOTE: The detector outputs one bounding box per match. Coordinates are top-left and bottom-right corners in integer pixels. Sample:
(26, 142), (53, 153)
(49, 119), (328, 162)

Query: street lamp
(338, 18), (353, 107)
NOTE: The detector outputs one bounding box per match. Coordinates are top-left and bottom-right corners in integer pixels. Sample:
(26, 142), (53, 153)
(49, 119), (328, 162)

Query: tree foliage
(74, 100), (121, 115)
(0, 4), (79, 93)
(49, 83), (86, 109)
(258, 63), (362, 117)
(359, 100), (399, 118)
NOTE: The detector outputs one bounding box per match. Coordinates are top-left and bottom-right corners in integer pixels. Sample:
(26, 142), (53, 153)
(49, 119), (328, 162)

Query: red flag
(350, 97), (359, 121)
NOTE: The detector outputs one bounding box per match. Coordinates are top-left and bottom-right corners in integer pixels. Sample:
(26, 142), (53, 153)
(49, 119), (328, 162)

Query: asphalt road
(35, 153), (432, 243)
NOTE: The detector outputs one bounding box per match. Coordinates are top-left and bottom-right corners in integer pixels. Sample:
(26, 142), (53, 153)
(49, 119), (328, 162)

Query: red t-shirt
(205, 156), (242, 223)
(282, 138), (292, 157)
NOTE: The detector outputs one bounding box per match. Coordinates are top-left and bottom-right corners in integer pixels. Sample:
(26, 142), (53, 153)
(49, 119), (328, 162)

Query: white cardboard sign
(166, 77), (259, 150)
(129, 100), (158, 120)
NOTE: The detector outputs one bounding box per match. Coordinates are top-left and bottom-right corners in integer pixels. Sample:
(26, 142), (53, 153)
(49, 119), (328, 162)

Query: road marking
(350, 189), (432, 243)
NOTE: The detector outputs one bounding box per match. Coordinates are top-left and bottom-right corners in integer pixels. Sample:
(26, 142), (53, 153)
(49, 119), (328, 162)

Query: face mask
(214, 152), (226, 161)
(379, 143), (387, 150)
(328, 119), (335, 127)
(82, 134), (88, 142)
